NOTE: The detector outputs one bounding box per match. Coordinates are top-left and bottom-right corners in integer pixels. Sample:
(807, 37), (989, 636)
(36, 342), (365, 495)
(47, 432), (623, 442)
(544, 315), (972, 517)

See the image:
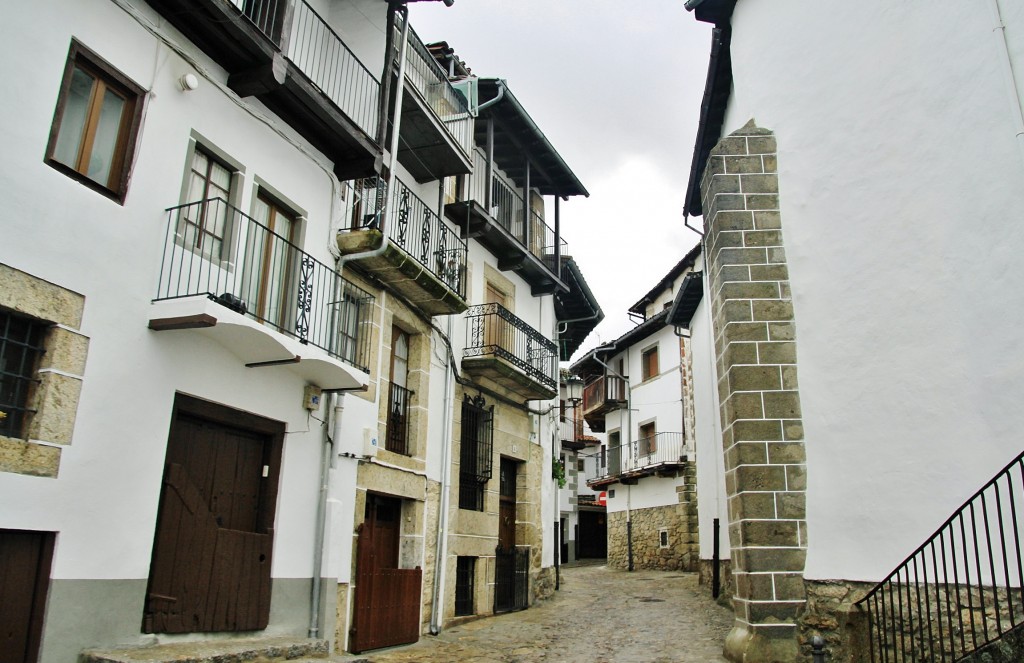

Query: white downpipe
(430, 316), (457, 634)
(988, 0), (1024, 166)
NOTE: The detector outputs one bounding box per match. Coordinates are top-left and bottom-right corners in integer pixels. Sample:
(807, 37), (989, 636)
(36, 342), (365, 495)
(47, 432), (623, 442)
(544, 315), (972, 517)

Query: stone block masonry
(701, 121), (808, 663)
(607, 499), (698, 572)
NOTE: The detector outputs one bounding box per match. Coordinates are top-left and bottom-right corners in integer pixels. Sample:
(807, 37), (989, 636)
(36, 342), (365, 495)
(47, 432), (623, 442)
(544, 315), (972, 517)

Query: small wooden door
(247, 192), (297, 328)
(350, 495), (422, 653)
(143, 395), (283, 634)
(0, 530), (54, 663)
(498, 458), (517, 551)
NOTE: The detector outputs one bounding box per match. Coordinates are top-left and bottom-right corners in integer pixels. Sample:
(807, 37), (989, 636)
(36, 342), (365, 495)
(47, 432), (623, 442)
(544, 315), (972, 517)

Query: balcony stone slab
(148, 296), (368, 390)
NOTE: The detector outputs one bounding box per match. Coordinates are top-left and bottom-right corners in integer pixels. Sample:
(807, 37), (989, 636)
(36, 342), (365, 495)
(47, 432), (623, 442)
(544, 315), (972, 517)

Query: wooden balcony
(146, 0), (382, 180)
(580, 375), (627, 433)
(392, 21), (473, 183)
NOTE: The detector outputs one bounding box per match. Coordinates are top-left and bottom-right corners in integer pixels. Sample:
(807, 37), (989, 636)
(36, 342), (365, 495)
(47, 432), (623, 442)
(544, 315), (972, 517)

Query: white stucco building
(0, 2), (600, 661)
(674, 1), (1024, 661)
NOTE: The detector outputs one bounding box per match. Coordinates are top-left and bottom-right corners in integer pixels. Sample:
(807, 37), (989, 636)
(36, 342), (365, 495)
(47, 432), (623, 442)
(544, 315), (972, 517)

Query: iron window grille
(454, 556), (476, 617)
(458, 394), (493, 511)
(385, 382), (412, 455)
(0, 311), (48, 438)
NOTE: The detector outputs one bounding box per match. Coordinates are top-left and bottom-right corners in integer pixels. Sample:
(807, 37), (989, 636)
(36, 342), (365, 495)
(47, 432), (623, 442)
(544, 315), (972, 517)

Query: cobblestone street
(354, 564), (732, 663)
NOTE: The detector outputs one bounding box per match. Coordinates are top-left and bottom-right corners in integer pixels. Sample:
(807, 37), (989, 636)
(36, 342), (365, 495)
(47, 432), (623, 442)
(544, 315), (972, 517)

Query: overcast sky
(410, 0), (711, 362)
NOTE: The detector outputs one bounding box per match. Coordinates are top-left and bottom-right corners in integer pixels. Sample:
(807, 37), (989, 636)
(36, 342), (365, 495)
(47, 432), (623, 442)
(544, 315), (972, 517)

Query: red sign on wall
(597, 491), (607, 506)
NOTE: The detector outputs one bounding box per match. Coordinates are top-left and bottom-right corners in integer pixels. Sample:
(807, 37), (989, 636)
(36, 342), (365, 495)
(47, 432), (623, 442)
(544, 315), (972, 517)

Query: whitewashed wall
(720, 0), (1024, 581)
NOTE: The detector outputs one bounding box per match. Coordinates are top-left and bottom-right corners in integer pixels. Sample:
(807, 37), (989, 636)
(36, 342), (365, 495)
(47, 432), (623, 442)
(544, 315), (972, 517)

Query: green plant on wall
(552, 454), (566, 488)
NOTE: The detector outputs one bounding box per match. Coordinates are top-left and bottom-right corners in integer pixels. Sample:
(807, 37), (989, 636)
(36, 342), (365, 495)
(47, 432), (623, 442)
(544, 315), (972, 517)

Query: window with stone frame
(458, 395), (493, 511)
(45, 40), (146, 204)
(180, 145), (234, 260)
(0, 310), (49, 438)
(385, 326), (412, 455)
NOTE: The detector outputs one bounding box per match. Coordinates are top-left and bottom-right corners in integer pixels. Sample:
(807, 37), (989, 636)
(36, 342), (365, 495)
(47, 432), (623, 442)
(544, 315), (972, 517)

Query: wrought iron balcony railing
(286, 0), (380, 137)
(593, 433), (690, 481)
(464, 303), (558, 394)
(395, 17), (474, 157)
(855, 449), (1024, 663)
(234, 0), (284, 43)
(155, 198), (374, 372)
(347, 177), (467, 299)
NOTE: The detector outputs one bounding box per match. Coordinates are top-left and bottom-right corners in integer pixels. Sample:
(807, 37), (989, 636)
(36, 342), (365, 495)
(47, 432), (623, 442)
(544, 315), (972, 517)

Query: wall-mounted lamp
(179, 73), (200, 91)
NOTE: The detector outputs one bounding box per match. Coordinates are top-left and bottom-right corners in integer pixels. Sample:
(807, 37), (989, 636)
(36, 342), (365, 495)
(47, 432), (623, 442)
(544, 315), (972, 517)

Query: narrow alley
(355, 564), (732, 663)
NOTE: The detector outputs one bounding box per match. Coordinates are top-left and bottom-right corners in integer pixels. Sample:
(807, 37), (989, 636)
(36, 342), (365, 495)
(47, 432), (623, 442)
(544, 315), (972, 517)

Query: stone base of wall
(533, 566), (556, 603)
(796, 579), (874, 663)
(698, 558), (734, 608)
(607, 505), (698, 571)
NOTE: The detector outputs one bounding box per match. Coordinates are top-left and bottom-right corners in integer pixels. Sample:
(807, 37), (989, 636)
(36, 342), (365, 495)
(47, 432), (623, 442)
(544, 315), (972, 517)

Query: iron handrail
(855, 448), (1024, 662)
(463, 303), (558, 393)
(286, 0), (380, 137)
(394, 16), (474, 157)
(385, 382), (412, 455)
(154, 197), (375, 372)
(592, 432), (690, 480)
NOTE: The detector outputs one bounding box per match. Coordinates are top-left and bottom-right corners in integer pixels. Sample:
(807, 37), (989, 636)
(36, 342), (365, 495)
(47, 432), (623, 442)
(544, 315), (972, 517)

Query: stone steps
(81, 636), (329, 663)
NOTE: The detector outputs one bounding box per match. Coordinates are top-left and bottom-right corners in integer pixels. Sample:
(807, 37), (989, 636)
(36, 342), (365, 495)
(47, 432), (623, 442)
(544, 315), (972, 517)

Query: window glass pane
(209, 160), (231, 195)
(86, 86), (127, 185)
(52, 67), (95, 169)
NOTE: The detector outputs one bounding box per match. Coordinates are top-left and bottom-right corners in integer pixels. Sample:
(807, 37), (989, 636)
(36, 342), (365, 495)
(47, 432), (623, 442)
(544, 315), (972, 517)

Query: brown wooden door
(498, 458), (517, 550)
(143, 395), (283, 634)
(485, 284), (510, 353)
(350, 495), (421, 653)
(0, 530), (54, 663)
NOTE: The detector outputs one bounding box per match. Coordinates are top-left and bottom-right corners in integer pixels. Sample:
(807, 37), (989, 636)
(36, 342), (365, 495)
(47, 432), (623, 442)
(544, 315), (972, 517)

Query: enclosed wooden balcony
(337, 178), (467, 317)
(462, 304), (558, 401)
(146, 0), (382, 179)
(581, 375), (627, 433)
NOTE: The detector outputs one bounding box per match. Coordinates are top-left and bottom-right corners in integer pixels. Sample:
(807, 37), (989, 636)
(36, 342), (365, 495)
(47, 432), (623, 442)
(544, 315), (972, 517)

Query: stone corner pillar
(701, 120), (807, 663)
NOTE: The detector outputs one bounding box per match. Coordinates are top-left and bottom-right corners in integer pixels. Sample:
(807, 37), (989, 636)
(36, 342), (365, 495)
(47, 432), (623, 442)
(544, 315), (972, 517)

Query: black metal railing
(582, 374), (627, 416)
(237, 0), (285, 44)
(593, 433), (690, 480)
(464, 304), (558, 393)
(155, 198), (374, 372)
(286, 0), (380, 137)
(347, 178), (467, 300)
(385, 382), (411, 455)
(394, 17), (474, 157)
(856, 449), (1024, 662)
(560, 416), (583, 444)
(494, 545), (530, 613)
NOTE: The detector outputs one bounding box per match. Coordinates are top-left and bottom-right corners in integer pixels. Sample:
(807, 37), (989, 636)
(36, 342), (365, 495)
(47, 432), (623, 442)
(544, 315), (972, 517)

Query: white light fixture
(179, 73), (200, 91)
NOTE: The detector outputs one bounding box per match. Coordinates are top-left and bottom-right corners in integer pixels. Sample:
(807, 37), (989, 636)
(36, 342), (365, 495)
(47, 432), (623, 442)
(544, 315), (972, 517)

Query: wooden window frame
(45, 39), (146, 204)
(641, 345), (659, 382)
(639, 421), (657, 456)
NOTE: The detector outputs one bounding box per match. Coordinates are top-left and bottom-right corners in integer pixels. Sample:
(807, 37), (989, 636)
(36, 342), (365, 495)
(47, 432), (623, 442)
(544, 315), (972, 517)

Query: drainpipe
(591, 350), (633, 571)
(476, 80), (505, 112)
(987, 0), (1024, 167)
(308, 11), (411, 629)
(430, 315), (457, 635)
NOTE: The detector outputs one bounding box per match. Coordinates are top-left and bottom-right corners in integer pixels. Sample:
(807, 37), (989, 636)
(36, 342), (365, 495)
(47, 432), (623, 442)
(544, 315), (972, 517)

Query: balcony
(559, 416), (585, 450)
(149, 198), (374, 389)
(462, 304), (558, 401)
(336, 178), (468, 317)
(589, 433), (691, 488)
(147, 0), (382, 179)
(393, 19), (474, 182)
(580, 375), (627, 433)
(445, 150), (567, 295)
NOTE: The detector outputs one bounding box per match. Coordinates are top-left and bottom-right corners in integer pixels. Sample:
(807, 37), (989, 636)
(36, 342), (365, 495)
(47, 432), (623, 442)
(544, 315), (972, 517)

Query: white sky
(409, 0), (710, 362)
